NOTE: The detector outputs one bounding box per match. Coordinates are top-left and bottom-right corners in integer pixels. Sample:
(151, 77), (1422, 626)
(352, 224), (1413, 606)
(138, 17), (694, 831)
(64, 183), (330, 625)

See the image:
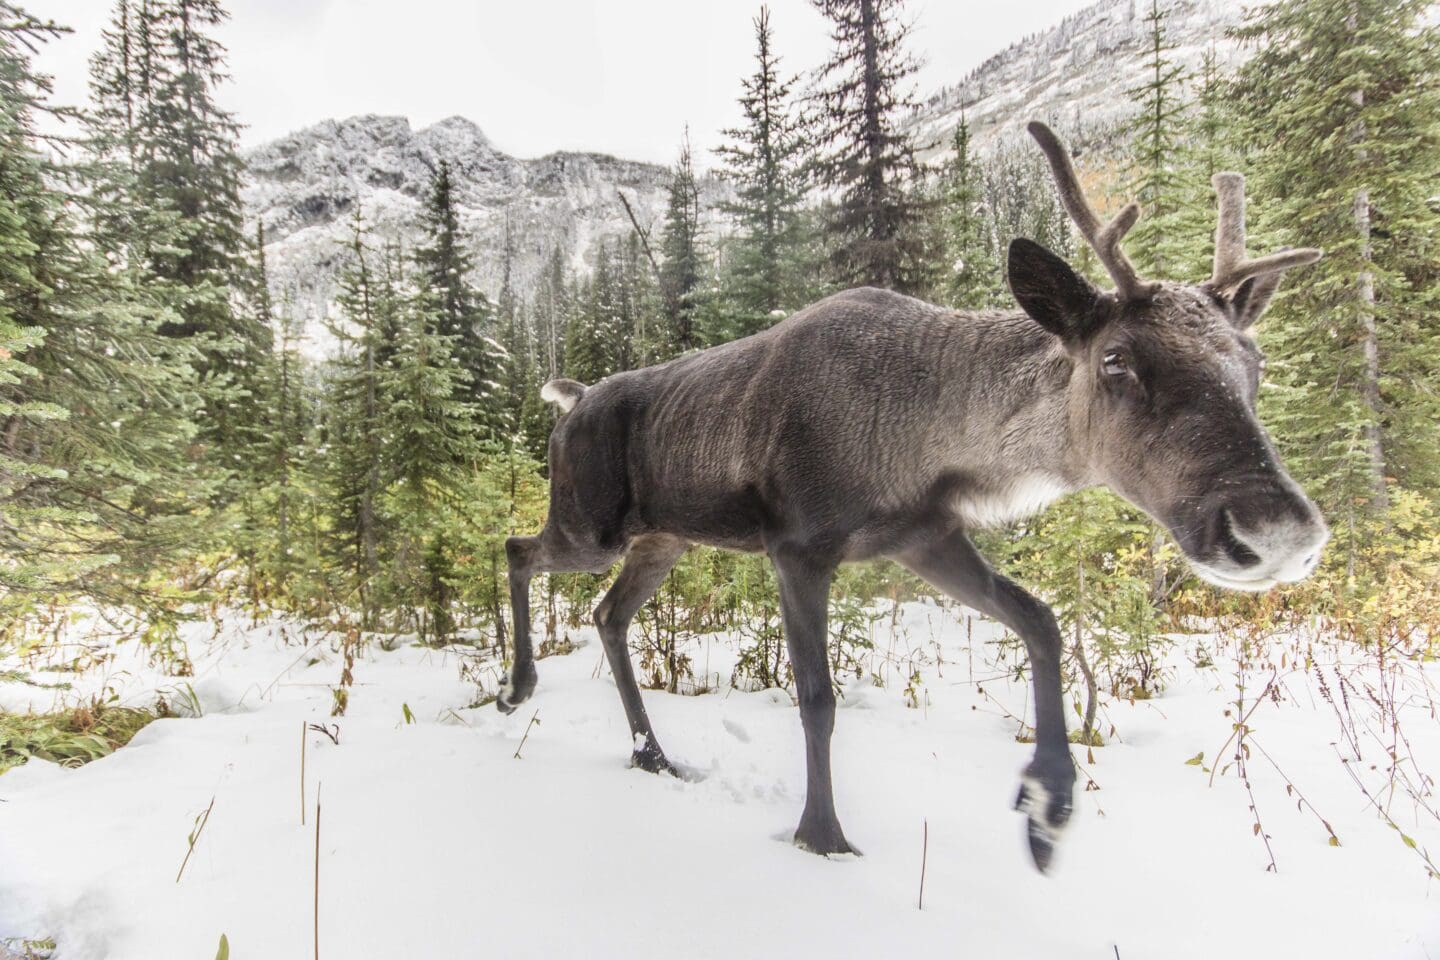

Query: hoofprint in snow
(1, 602), (1435, 959)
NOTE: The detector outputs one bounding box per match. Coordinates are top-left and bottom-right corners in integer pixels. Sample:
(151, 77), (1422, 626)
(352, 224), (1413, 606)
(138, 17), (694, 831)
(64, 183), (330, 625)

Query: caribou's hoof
(794, 818), (860, 857)
(630, 738), (679, 777)
(1014, 764), (1074, 874)
(496, 665), (536, 714)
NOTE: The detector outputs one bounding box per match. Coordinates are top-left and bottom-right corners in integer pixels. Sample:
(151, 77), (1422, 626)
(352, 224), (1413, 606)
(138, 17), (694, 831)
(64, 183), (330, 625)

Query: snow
(1, 601), (1437, 959)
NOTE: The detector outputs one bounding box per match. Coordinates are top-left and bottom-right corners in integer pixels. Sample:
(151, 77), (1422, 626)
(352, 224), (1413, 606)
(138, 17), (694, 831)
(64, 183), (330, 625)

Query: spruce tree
(380, 248), (483, 641)
(258, 287), (312, 597)
(88, 0), (267, 479)
(278, 308), (307, 561)
(939, 117), (1002, 309)
(230, 222), (289, 595)
(532, 246), (570, 382)
(1188, 47), (1230, 185)
(1163, 46), (1237, 282)
(979, 143), (1072, 264)
(521, 246), (572, 459)
(509, 299), (553, 463)
(88, 0), (143, 165)
(714, 7), (812, 338)
(412, 159), (504, 439)
(0, 5), (199, 618)
(1119, 1), (1212, 608)
(323, 212), (388, 617)
(1122, 0), (1191, 280)
(659, 133), (706, 352)
(144, 0), (248, 332)
(809, 0), (929, 293)
(565, 242), (619, 384)
(231, 275), (316, 607)
(617, 232), (664, 367)
(85, 0), (172, 262)
(490, 221), (555, 460)
(494, 217), (528, 447)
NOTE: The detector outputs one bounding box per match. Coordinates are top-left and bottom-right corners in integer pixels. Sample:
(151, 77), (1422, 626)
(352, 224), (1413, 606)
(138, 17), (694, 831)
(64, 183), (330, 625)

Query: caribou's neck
(932, 309), (1090, 521)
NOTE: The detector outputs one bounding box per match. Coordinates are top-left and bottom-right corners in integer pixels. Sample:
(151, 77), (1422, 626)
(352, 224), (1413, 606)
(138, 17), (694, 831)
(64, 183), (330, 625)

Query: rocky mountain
(903, 0), (1261, 160)
(243, 114), (727, 357)
(244, 0), (1258, 357)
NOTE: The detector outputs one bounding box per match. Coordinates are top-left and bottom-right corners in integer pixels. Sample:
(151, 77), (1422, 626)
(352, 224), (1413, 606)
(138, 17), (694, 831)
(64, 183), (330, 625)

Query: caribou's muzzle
(1179, 481), (1330, 592)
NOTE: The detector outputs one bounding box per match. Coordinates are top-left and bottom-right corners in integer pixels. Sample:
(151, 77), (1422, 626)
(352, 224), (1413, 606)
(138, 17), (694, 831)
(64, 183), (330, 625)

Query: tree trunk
(1349, 10), (1389, 516)
(1354, 182), (1387, 514)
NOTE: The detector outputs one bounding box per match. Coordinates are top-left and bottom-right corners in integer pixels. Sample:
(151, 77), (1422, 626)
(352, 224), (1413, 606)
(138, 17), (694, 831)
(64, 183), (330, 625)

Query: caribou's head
(1009, 122), (1328, 591)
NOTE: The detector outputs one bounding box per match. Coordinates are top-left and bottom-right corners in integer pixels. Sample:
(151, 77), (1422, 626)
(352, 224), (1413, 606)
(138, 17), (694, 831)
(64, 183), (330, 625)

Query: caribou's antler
(1209, 173), (1322, 291)
(1027, 121), (1159, 301)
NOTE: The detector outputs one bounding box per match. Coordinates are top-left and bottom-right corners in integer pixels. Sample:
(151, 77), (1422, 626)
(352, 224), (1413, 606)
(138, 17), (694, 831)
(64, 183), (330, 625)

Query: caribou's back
(547, 287), (1063, 558)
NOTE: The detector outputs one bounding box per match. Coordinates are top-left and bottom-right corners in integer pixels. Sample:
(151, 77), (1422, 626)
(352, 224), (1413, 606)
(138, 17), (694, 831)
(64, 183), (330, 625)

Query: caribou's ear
(1007, 238), (1102, 342)
(1221, 269), (1290, 332)
(1224, 272), (1285, 330)
(1211, 244), (1321, 330)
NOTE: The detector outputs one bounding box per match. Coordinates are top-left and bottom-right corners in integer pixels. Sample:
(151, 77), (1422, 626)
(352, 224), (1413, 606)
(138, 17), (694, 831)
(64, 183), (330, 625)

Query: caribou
(496, 121), (1328, 871)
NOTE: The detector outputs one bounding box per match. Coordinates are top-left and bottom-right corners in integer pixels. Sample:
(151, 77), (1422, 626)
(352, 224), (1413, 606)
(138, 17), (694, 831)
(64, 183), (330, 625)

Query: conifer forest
(0, 0), (1437, 957)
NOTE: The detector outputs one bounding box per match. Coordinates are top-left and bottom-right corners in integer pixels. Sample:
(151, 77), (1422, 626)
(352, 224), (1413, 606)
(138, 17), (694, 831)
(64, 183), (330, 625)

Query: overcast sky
(25, 0), (1094, 168)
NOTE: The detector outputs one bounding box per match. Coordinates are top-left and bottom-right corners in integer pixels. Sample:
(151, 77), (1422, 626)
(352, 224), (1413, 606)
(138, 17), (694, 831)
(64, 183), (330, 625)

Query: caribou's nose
(1227, 507), (1329, 584)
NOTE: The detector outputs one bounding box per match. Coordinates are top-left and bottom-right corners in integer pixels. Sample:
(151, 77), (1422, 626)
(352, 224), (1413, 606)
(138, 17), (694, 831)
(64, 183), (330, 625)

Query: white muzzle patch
(1192, 509), (1330, 592)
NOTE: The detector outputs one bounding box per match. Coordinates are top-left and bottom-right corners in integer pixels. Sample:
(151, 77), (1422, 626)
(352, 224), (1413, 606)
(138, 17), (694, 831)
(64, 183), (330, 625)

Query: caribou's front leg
(501, 529), (621, 714)
(593, 535), (688, 775)
(899, 527), (1074, 873)
(771, 547), (855, 856)
(500, 535), (542, 714)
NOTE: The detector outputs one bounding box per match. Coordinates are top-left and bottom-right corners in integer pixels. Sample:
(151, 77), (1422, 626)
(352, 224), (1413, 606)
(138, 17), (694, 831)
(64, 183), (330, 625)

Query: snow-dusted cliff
(243, 114), (727, 356)
(904, 0), (1261, 160)
(243, 0), (1260, 356)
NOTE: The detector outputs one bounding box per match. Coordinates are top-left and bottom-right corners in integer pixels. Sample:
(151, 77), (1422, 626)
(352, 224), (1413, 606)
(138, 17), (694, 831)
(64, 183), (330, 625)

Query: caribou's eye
(1102, 351), (1129, 377)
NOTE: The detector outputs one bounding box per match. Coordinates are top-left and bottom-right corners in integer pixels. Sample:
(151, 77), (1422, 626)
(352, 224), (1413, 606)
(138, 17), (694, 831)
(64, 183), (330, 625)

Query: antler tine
(1210, 172), (1322, 290)
(1027, 121), (1159, 300)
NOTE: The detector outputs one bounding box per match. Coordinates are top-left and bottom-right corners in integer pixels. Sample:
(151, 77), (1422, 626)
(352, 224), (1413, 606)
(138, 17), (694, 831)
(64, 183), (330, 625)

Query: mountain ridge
(243, 0), (1258, 357)
(903, 0), (1260, 159)
(244, 113), (728, 357)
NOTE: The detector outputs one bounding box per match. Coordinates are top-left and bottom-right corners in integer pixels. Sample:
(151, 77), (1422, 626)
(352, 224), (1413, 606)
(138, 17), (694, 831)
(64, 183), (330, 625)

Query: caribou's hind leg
(500, 528), (620, 714)
(593, 534), (689, 775)
(771, 547), (854, 856)
(898, 527), (1075, 873)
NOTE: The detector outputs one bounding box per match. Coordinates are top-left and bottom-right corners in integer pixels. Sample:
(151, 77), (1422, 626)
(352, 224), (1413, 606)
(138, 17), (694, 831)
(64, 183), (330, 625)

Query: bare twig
(917, 819), (929, 910)
(1332, 745), (1440, 880)
(513, 709), (541, 760)
(300, 721), (307, 826)
(1239, 753), (1278, 873)
(176, 795), (216, 884)
(1207, 670), (1278, 789)
(616, 190), (679, 319)
(308, 722), (340, 745)
(314, 782), (322, 960)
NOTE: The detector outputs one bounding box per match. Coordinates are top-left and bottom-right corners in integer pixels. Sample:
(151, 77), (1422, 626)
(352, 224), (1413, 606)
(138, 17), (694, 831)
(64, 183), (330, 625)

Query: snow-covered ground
(1, 601), (1436, 959)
